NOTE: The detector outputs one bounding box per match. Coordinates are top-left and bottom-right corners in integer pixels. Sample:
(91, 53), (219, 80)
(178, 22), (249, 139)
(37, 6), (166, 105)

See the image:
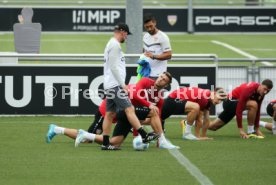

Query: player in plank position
(208, 79), (273, 138)
(162, 87), (227, 140)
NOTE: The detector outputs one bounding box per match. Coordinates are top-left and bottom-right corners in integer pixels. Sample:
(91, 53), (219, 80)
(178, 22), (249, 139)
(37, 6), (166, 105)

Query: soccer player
(161, 87), (227, 140)
(102, 22), (157, 150)
(75, 72), (179, 149)
(259, 100), (276, 134)
(143, 14), (172, 79)
(208, 79), (273, 139)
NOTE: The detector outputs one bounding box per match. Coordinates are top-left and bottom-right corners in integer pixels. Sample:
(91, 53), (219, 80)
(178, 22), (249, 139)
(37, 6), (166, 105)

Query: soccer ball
(132, 136), (149, 151)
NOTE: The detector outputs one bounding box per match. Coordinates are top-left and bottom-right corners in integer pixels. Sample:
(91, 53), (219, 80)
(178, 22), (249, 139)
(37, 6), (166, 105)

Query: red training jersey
(228, 82), (263, 128)
(169, 87), (211, 110)
(99, 79), (165, 120)
(129, 78), (164, 115)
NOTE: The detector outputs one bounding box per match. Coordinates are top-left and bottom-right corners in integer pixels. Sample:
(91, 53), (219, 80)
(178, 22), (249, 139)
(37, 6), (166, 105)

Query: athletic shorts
(87, 110), (104, 134)
(267, 102), (276, 117)
(161, 97), (187, 120)
(112, 106), (151, 138)
(105, 86), (132, 112)
(218, 99), (239, 124)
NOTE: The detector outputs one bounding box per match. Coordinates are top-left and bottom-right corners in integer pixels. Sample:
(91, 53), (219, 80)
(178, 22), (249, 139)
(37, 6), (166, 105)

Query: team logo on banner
(167, 15), (177, 26)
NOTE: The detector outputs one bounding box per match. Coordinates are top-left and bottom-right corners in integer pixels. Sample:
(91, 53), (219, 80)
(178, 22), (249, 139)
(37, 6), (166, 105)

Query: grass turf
(1, 33), (276, 66)
(1, 34), (276, 58)
(0, 116), (275, 185)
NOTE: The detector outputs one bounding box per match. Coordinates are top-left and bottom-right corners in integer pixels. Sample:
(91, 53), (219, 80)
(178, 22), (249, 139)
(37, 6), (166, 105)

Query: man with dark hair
(143, 14), (172, 79)
(209, 79), (273, 139)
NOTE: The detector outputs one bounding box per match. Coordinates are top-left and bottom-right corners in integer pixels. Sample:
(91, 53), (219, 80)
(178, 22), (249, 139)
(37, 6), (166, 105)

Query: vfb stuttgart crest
(167, 15), (177, 26)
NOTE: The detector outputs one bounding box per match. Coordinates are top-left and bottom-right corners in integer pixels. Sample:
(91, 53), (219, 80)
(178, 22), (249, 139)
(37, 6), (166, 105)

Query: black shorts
(87, 110), (104, 134)
(112, 106), (151, 138)
(218, 99), (238, 124)
(161, 97), (187, 120)
(267, 102), (276, 117)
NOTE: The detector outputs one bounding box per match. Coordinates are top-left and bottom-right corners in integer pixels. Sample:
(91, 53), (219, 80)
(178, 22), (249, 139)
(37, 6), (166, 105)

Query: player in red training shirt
(258, 100), (276, 134)
(208, 79), (273, 139)
(46, 73), (177, 150)
(161, 87), (227, 140)
(74, 72), (179, 149)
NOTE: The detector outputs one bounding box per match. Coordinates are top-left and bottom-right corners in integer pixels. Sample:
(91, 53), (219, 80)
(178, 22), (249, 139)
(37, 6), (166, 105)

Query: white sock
(185, 122), (193, 134)
(259, 121), (267, 128)
(54, 126), (65, 135)
(247, 125), (254, 134)
(159, 133), (166, 143)
(84, 132), (96, 142)
(272, 123), (276, 134)
(273, 120), (276, 128)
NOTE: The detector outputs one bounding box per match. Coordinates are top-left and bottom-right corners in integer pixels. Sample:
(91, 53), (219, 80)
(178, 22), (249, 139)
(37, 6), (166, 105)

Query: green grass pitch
(0, 116), (276, 185)
(1, 33), (276, 62)
(1, 32), (276, 184)
(1, 33), (276, 66)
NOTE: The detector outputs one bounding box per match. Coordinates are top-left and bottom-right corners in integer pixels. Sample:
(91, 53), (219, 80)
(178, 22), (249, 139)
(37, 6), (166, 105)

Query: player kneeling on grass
(74, 104), (179, 149)
(75, 73), (178, 149)
(259, 100), (276, 134)
(162, 87), (227, 141)
(46, 103), (177, 150)
(75, 72), (179, 149)
(45, 104), (158, 148)
(47, 72), (179, 150)
(208, 79), (273, 139)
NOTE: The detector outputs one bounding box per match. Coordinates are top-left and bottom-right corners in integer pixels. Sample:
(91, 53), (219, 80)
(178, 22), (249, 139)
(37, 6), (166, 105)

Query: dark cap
(114, 23), (132, 35)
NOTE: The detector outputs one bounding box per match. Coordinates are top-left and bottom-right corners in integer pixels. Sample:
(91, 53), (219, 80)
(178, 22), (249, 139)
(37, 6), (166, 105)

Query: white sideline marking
(211, 40), (273, 66)
(168, 148), (214, 185)
(261, 61), (274, 66)
(172, 40), (210, 43)
(212, 40), (257, 60)
(243, 48), (276, 52)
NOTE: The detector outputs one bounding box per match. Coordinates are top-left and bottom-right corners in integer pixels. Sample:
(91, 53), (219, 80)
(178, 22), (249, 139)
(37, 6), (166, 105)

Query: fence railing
(1, 53), (275, 89)
(0, 53), (275, 115)
(1, 53), (276, 65)
(0, 53), (218, 61)
(1, 53), (276, 67)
